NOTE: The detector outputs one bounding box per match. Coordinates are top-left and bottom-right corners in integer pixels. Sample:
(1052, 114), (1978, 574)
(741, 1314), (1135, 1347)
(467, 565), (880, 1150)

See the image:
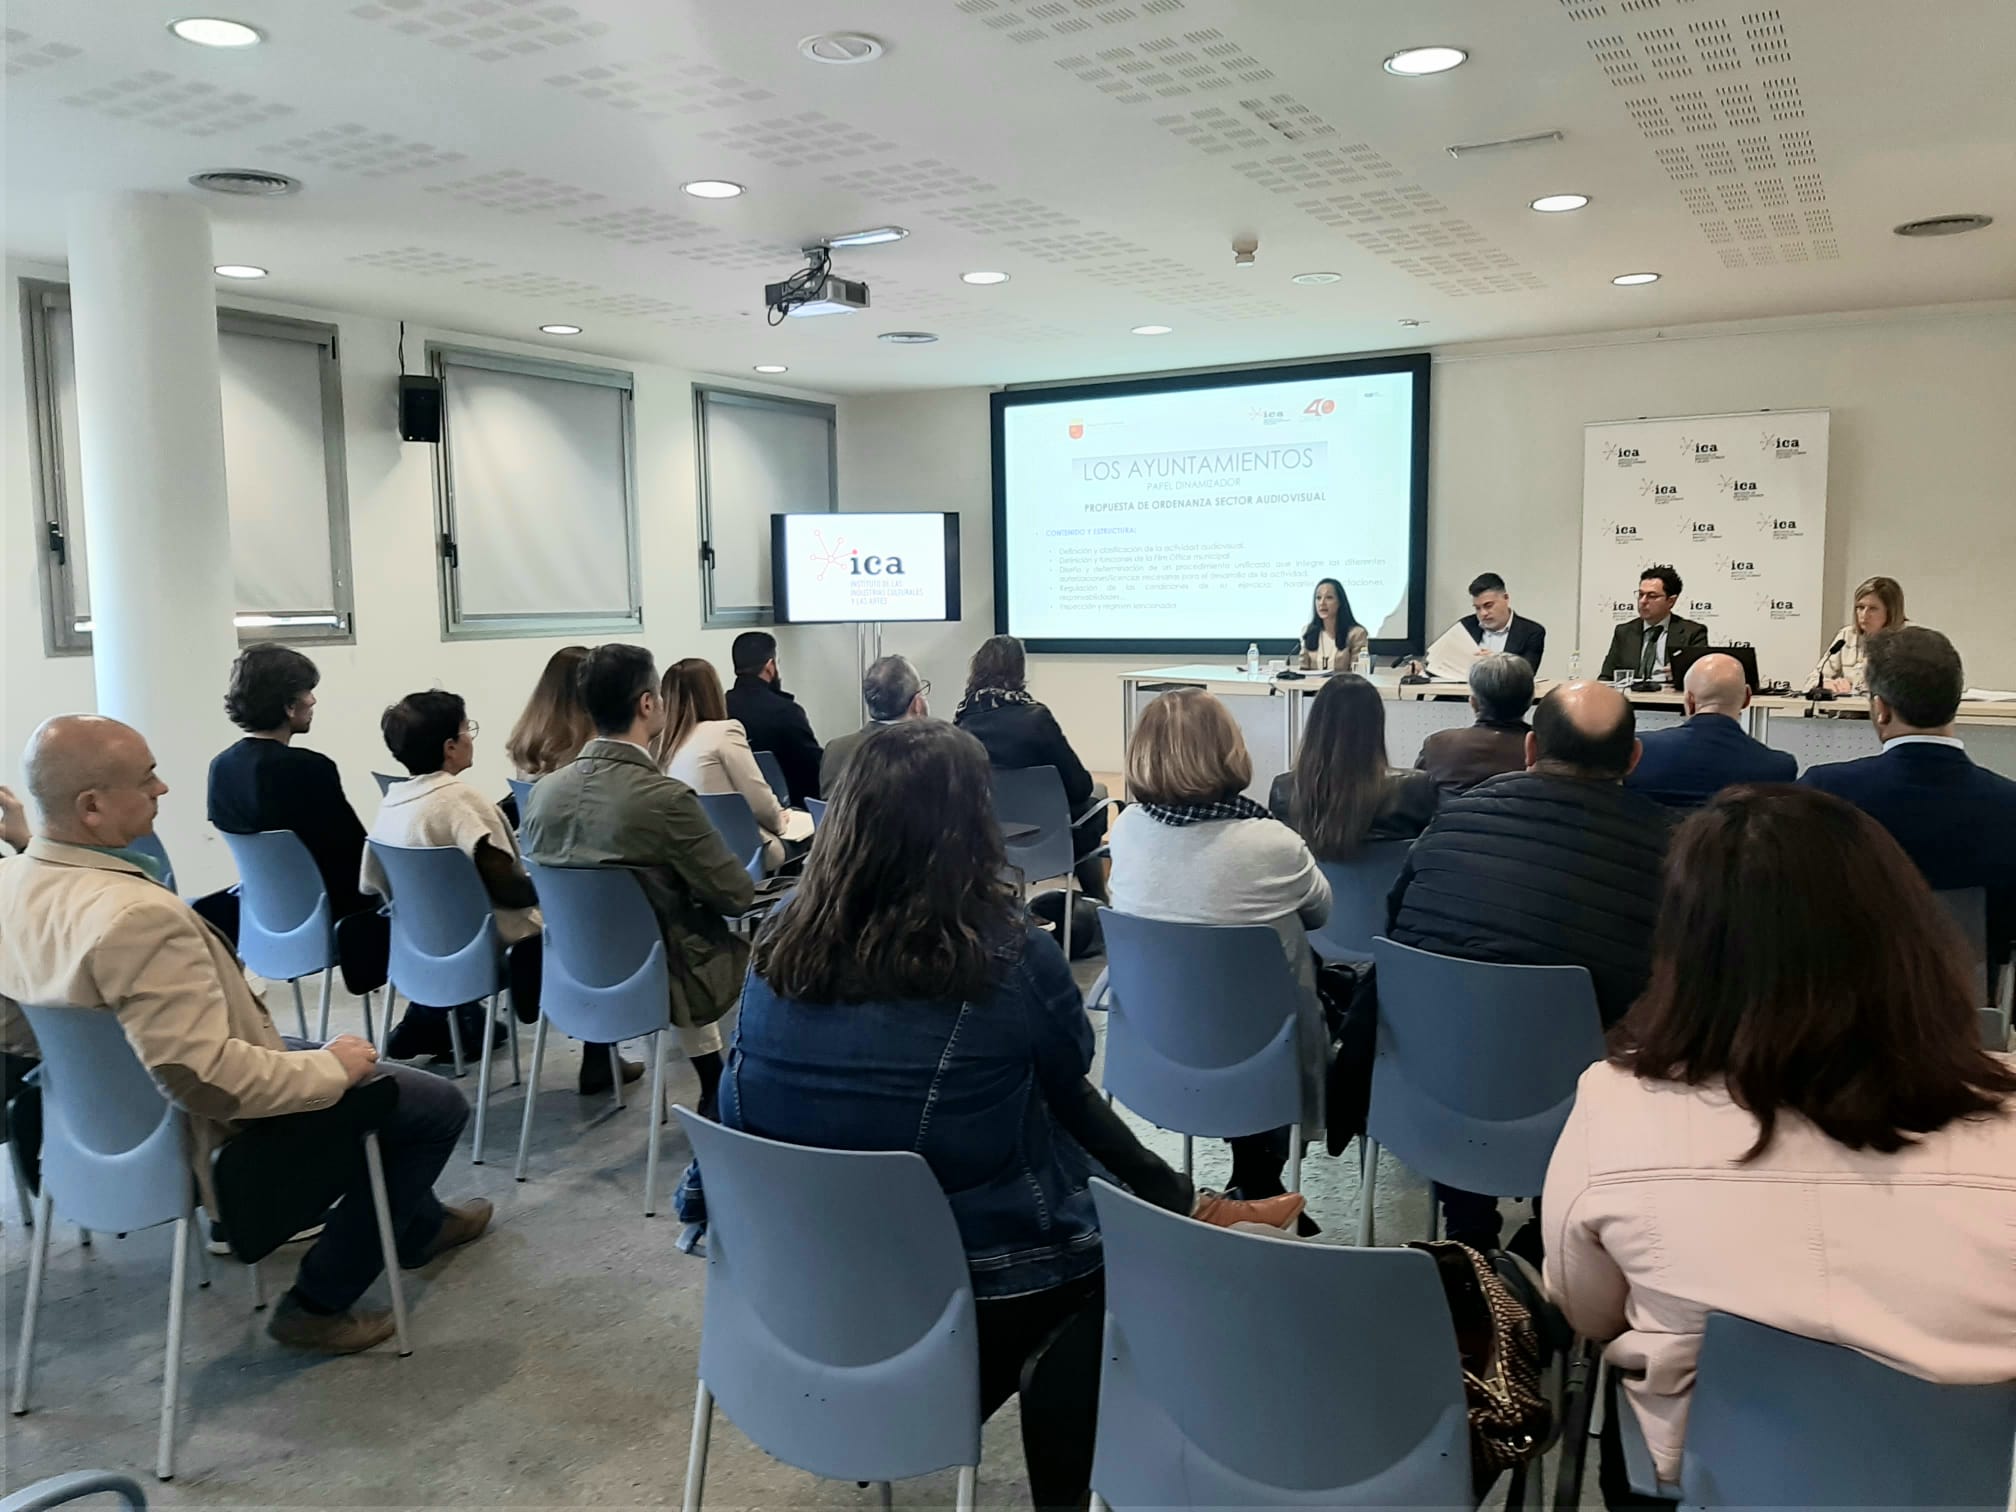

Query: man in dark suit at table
(1626, 652), (1795, 809)
(1597, 565), (1709, 684)
(1458, 573), (1547, 675)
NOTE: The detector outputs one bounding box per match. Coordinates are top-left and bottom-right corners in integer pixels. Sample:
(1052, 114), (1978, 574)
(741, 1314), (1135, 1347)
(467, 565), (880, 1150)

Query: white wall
(2, 261), (857, 893)
(840, 303), (2016, 772)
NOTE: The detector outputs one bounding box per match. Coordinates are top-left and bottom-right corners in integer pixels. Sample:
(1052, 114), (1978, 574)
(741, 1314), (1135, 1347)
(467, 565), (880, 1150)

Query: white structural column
(65, 192), (238, 892)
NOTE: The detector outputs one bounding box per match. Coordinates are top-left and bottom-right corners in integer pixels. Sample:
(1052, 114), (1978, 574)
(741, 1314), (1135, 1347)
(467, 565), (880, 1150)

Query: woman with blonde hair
(1106, 689), (1332, 1197)
(1811, 575), (1906, 694)
(654, 657), (809, 872)
(506, 645), (594, 779)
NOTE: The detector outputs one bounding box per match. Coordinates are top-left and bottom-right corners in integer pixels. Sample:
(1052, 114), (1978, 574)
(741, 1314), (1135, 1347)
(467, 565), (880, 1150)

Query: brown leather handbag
(1410, 1239), (1552, 1475)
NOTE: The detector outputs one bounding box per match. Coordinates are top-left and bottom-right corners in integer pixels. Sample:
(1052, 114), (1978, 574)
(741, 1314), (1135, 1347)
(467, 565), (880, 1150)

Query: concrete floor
(0, 969), (1603, 1509)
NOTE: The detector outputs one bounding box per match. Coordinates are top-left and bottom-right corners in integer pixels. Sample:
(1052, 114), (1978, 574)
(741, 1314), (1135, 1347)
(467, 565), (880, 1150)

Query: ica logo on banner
(1680, 436), (1722, 464)
(1760, 432), (1805, 458)
(1602, 440), (1646, 467)
(1640, 478), (1681, 501)
(1717, 554), (1761, 581)
(1685, 518), (1720, 540)
(1719, 475), (1761, 498)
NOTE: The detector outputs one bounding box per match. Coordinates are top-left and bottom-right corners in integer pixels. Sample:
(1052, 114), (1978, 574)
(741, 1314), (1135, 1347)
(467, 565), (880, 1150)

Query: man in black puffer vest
(1386, 679), (1671, 1251)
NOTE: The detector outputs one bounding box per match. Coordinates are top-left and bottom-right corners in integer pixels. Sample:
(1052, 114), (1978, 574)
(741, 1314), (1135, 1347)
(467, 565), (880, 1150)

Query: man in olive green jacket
(521, 645), (755, 1115)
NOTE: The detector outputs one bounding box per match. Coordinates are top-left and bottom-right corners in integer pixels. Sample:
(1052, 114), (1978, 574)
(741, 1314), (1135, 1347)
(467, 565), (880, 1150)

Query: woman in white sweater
(1106, 688), (1331, 1198)
(652, 658), (809, 873)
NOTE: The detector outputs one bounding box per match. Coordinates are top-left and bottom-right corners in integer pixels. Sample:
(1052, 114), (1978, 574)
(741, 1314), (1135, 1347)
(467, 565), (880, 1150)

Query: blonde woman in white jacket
(653, 658), (810, 872)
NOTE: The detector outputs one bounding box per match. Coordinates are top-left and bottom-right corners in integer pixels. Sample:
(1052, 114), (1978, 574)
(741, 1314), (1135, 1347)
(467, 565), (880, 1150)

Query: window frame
(19, 277), (356, 655)
(693, 384), (838, 629)
(429, 342), (644, 641)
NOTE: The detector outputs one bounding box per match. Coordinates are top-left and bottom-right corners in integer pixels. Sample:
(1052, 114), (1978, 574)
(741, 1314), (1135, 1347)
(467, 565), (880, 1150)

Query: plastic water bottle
(1246, 641), (1261, 676)
(1568, 650), (1582, 681)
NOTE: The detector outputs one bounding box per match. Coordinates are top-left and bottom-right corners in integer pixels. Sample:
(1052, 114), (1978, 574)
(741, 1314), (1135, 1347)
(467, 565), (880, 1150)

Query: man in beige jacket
(0, 715), (488, 1353)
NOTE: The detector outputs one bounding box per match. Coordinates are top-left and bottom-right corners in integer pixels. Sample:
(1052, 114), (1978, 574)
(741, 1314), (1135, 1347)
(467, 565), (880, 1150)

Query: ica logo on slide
(807, 529), (905, 582)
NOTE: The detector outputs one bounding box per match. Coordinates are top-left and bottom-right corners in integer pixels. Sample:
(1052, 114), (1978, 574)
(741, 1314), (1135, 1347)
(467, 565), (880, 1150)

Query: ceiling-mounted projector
(765, 244), (870, 322)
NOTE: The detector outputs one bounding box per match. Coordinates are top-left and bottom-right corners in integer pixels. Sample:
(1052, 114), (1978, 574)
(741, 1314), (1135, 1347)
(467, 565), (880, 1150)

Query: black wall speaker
(398, 375), (443, 443)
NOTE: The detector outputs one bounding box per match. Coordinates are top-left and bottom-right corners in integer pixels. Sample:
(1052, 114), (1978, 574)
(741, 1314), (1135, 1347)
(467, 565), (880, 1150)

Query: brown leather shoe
(266, 1293), (396, 1354)
(406, 1198), (493, 1268)
(1191, 1189), (1306, 1231)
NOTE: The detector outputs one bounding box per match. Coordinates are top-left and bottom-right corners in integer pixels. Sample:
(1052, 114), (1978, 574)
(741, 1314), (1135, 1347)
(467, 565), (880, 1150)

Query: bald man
(1386, 681), (1671, 1253)
(0, 716), (488, 1354)
(1626, 653), (1795, 810)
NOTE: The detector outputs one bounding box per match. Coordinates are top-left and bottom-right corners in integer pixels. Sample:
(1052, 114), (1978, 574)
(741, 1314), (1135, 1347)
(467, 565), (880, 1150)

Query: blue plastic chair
(1307, 841), (1414, 963)
(219, 829), (339, 1041)
(1100, 910), (1311, 1190)
(992, 765), (1107, 961)
(1359, 938), (1605, 1245)
(367, 842), (520, 1162)
(1087, 1178), (1472, 1508)
(0, 1471), (148, 1512)
(752, 750), (790, 805)
(1934, 886), (2009, 1048)
(805, 797), (827, 829)
(127, 832), (178, 894)
(506, 776), (535, 817)
(517, 862), (676, 1214)
(675, 1110), (980, 1511)
(10, 1004), (409, 1480)
(372, 771), (403, 796)
(695, 791), (768, 881)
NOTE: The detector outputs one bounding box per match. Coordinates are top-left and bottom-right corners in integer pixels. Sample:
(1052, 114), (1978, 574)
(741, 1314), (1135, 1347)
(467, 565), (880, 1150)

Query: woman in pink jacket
(1544, 784), (2016, 1505)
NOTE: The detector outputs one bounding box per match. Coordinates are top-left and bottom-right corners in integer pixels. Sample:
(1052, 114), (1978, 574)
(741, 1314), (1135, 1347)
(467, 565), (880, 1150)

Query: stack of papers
(1963, 689), (2016, 703)
(1423, 623), (1481, 682)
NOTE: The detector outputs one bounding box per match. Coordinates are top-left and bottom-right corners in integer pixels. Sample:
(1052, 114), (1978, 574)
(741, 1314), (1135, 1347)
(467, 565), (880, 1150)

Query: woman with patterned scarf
(1107, 688), (1333, 1199)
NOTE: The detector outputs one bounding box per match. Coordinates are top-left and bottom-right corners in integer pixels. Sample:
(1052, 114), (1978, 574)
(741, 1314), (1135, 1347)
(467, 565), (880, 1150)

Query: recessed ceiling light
(827, 225), (909, 248)
(799, 32), (884, 65)
(961, 270), (1011, 285)
(539, 324), (583, 335)
(753, 364), (790, 374)
(169, 16), (262, 47)
(1131, 324), (1173, 336)
(681, 180), (744, 200)
(213, 263), (267, 279)
(1611, 271), (1661, 286)
(1384, 45), (1467, 76)
(879, 331), (938, 345)
(1894, 213), (1994, 238)
(1291, 271), (1343, 286)
(1530, 193), (1590, 213)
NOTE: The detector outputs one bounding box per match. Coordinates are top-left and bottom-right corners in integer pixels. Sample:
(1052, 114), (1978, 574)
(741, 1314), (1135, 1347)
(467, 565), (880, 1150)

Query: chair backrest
(372, 771), (403, 795)
(218, 829), (335, 981)
(522, 862), (672, 1043)
(366, 842), (504, 1006)
(127, 831), (177, 894)
(1100, 910), (1305, 1139)
(0, 1470), (150, 1512)
(695, 791), (766, 881)
(1089, 1179), (1471, 1505)
(506, 776), (535, 814)
(1682, 1312), (2016, 1506)
(752, 750), (790, 804)
(989, 764), (1075, 885)
(18, 1004), (191, 1234)
(805, 797), (826, 829)
(1934, 886), (1990, 1005)
(1307, 841), (1414, 963)
(1369, 937), (1605, 1198)
(676, 1110), (980, 1483)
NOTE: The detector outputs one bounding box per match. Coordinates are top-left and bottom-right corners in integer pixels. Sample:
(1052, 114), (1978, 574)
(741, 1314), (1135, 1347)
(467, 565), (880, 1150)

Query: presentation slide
(992, 356), (1428, 653)
(772, 511), (960, 624)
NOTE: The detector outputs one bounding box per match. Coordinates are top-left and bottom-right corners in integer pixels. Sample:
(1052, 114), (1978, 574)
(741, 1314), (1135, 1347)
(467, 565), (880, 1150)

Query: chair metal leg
(505, 995), (522, 1087)
(1087, 1494), (1104, 1512)
(955, 1465), (976, 1512)
(362, 1133), (412, 1357)
(12, 1187), (54, 1415)
(1287, 1122), (1303, 1194)
(682, 1380), (714, 1512)
(249, 1258), (267, 1311)
(610, 1043), (627, 1109)
(1061, 878), (1074, 961)
(1181, 1134), (1193, 1181)
(472, 995), (496, 1165)
(875, 1483), (893, 1511)
(515, 1016), (550, 1183)
(1357, 1138), (1379, 1246)
(316, 965), (334, 1041)
(446, 1002), (466, 1079)
(362, 989), (377, 1050)
(158, 1214), (190, 1479)
(78, 1227), (91, 1247)
(8, 1148), (34, 1226)
(644, 1030), (670, 1217)
(290, 977), (309, 1039)
(191, 1216), (211, 1288)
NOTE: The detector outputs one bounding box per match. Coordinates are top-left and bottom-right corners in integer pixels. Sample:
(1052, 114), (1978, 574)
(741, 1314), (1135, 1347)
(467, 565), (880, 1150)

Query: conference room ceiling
(4, 0), (2011, 392)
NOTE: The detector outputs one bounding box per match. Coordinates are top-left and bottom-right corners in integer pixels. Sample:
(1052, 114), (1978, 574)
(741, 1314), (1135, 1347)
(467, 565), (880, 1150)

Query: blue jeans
(289, 1058), (469, 1311)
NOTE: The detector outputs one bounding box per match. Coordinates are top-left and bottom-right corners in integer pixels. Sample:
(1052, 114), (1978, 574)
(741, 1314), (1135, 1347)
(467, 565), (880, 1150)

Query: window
(21, 279), (354, 653)
(695, 386), (836, 626)
(432, 346), (641, 639)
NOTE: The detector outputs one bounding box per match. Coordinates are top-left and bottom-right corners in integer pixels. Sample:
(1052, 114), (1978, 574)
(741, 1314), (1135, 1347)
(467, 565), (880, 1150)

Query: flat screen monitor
(771, 511), (961, 624)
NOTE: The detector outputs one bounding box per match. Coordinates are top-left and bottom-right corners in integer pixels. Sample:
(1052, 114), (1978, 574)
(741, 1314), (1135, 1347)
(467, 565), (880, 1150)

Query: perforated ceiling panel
(542, 56), (774, 119)
(1001, 228), (1148, 264)
(427, 169), (605, 215)
(698, 110), (899, 167)
(953, 0), (1190, 46)
(4, 28), (81, 76)
(262, 123), (464, 176)
(1052, 28), (1276, 105)
(1347, 223), (1549, 299)
(62, 71), (294, 135)
(562, 206), (712, 247)
(824, 159), (997, 204)
(346, 0), (610, 61)
(669, 236), (806, 272)
(933, 196), (1082, 236)
(347, 246), (495, 276)
(1297, 185), (1446, 228)
(463, 270), (599, 301)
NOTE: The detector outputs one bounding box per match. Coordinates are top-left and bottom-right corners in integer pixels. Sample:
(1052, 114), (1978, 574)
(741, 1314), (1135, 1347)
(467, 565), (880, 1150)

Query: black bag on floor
(1317, 959), (1377, 1155)
(211, 1075), (401, 1265)
(1029, 890), (1104, 960)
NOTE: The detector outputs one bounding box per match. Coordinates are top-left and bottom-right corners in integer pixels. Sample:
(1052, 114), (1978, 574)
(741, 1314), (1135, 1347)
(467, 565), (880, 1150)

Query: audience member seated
(723, 631), (823, 809)
(1269, 673), (1437, 857)
(522, 645), (757, 1116)
(1107, 689), (1331, 1199)
(675, 720), (1301, 1510)
(0, 715), (488, 1353)
(505, 644), (594, 786)
(1414, 654), (1535, 797)
(653, 658), (810, 873)
(820, 653), (929, 794)
(208, 644), (372, 918)
(1625, 652), (1794, 809)
(956, 634), (1109, 902)
(1388, 680), (1669, 1252)
(362, 691), (547, 1066)
(1802, 627), (2016, 962)
(1545, 786), (2016, 1505)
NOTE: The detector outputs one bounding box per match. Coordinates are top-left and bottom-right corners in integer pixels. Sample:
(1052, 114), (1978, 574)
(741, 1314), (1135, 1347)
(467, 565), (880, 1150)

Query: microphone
(1805, 638), (1847, 701)
(1825, 636), (1847, 658)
